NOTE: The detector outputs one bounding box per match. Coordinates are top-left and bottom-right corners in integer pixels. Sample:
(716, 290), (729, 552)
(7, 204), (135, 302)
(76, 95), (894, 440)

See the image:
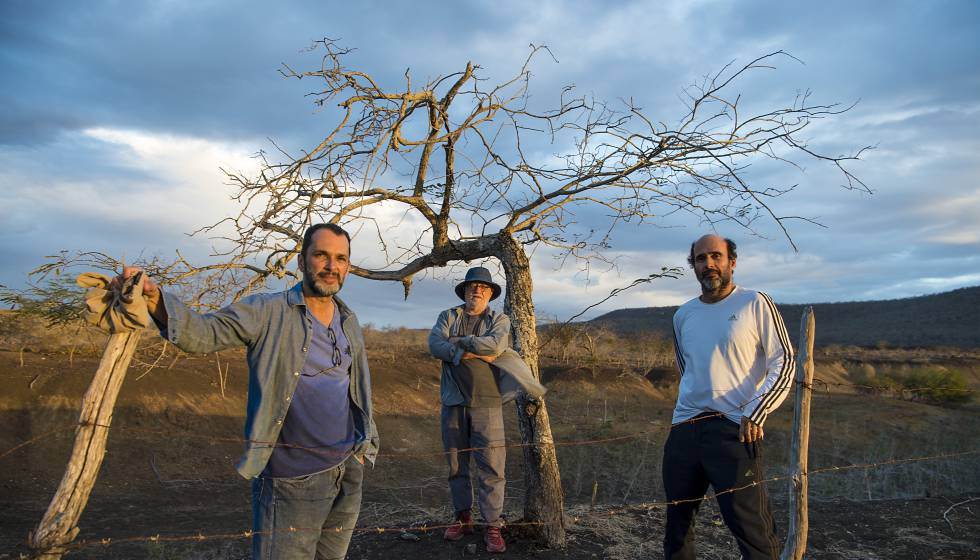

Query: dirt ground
(1, 342), (979, 559)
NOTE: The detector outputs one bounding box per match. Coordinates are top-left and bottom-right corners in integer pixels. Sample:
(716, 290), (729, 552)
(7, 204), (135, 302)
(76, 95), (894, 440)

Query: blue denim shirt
(160, 283), (379, 478)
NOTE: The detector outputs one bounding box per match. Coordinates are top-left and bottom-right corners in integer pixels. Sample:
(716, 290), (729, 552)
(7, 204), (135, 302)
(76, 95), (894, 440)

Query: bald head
(689, 235), (738, 302)
(687, 235), (737, 268)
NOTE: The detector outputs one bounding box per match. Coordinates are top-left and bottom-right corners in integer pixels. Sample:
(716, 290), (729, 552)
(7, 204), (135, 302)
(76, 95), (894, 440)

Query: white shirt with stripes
(671, 286), (795, 427)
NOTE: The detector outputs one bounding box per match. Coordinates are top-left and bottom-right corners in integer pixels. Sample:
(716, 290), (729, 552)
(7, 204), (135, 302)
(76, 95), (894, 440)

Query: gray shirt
(450, 312), (502, 407)
(429, 305), (547, 406)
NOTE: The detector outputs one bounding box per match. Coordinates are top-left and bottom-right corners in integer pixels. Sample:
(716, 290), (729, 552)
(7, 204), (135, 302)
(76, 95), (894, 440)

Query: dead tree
(187, 42), (868, 546)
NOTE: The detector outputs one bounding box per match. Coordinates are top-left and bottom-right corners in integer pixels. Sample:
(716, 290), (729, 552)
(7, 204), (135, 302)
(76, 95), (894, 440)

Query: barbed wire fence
(3, 376), (978, 556)
(3, 279), (979, 557)
(5, 378), (976, 463)
(6, 381), (976, 463)
(25, 448), (967, 556)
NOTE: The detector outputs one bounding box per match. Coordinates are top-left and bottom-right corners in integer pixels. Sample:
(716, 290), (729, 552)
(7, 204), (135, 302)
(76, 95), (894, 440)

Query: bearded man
(427, 266), (546, 553)
(663, 234), (795, 560)
(117, 223), (377, 560)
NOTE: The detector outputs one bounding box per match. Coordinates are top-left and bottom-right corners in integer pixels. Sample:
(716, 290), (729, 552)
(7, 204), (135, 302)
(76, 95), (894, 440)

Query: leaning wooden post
(29, 330), (142, 559)
(780, 306), (815, 560)
(30, 270), (147, 559)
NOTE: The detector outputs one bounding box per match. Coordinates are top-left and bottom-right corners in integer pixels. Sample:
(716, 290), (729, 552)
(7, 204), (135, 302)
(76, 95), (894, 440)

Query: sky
(1, 0), (978, 328)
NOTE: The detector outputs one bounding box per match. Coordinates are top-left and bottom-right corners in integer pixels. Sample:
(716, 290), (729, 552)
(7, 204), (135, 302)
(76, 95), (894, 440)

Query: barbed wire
(6, 371), (978, 555)
(2, 377), (974, 462)
(811, 377), (977, 394)
(0, 390), (773, 461)
(0, 426), (77, 460)
(53, 447), (980, 554)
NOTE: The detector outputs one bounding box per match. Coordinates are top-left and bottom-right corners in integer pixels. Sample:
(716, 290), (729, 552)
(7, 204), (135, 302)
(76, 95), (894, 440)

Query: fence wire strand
(3, 367), (978, 554)
(53, 447), (980, 553)
(1, 378), (974, 461)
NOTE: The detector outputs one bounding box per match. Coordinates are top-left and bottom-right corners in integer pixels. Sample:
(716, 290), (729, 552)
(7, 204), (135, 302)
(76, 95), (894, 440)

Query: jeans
(441, 405), (506, 526)
(662, 414), (779, 560)
(251, 455), (363, 559)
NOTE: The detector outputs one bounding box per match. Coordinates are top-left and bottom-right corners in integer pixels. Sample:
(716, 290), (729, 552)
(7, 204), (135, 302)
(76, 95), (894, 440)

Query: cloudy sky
(2, 0), (978, 328)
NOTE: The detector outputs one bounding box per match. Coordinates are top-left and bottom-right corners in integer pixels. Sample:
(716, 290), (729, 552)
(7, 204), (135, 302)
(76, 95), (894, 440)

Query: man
(428, 266), (546, 554)
(118, 223), (378, 560)
(663, 234), (795, 560)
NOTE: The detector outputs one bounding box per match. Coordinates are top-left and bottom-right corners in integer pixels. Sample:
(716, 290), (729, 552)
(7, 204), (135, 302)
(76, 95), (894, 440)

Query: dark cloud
(2, 0), (979, 325)
(0, 1), (534, 150)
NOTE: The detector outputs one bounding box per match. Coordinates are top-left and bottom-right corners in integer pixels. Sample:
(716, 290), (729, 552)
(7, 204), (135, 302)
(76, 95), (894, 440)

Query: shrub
(847, 363), (973, 406)
(848, 362), (877, 384)
(900, 366), (972, 405)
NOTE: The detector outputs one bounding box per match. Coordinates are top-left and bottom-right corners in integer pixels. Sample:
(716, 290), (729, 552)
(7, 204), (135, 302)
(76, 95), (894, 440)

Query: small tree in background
(1, 272), (89, 366)
(1, 252), (199, 369)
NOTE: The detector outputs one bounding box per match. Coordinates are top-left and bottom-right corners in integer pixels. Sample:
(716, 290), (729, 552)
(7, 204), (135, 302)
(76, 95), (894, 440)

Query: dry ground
(1, 330), (978, 559)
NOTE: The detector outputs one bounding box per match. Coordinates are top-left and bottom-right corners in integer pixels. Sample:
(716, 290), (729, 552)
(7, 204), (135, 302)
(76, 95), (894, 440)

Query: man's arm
(457, 312), (510, 357)
(671, 318), (685, 377)
(742, 292), (796, 435)
(115, 267), (258, 354)
(461, 351), (497, 363)
(428, 310), (464, 365)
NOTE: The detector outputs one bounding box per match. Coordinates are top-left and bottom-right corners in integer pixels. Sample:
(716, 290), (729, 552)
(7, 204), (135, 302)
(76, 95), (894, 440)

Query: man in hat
(428, 266), (546, 553)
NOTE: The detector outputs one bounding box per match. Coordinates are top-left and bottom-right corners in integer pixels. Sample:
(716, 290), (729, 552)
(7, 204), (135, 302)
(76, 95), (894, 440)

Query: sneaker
(484, 525), (506, 553)
(443, 510), (474, 541)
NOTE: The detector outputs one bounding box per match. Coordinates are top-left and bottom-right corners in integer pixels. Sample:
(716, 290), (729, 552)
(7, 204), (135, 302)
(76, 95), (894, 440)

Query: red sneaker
(443, 510), (474, 541)
(484, 525), (506, 553)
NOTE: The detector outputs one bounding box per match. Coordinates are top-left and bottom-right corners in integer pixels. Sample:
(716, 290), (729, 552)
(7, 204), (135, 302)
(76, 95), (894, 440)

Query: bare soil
(1, 340), (979, 559)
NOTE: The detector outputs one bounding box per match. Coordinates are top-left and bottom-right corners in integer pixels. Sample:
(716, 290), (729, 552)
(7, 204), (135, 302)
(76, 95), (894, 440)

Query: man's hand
(461, 352), (496, 364)
(112, 267), (167, 325)
(739, 417), (764, 443)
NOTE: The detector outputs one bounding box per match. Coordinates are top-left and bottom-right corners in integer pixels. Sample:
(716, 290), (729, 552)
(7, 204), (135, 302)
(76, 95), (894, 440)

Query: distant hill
(587, 285), (980, 349)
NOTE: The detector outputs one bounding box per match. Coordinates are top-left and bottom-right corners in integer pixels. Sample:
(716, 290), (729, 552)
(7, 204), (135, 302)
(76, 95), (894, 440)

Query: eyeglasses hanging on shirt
(302, 325), (352, 377)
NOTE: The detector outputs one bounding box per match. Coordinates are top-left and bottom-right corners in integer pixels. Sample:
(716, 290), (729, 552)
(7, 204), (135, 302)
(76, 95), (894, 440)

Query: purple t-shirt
(262, 308), (355, 477)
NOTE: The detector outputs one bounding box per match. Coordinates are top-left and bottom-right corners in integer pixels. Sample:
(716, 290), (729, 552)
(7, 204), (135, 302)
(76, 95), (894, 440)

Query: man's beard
(305, 272), (343, 297)
(465, 297), (484, 314)
(698, 270), (731, 294)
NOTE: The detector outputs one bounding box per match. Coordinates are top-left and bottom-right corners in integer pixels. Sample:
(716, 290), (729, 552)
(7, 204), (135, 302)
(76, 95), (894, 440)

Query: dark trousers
(251, 455), (363, 560)
(662, 415), (779, 560)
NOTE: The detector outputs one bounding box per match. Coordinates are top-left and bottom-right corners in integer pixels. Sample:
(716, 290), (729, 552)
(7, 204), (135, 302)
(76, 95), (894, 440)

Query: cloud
(0, 126), (259, 290)
(2, 0), (979, 328)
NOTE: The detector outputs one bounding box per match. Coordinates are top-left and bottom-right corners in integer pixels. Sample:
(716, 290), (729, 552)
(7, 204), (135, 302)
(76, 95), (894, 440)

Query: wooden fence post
(30, 330), (142, 559)
(780, 306), (815, 560)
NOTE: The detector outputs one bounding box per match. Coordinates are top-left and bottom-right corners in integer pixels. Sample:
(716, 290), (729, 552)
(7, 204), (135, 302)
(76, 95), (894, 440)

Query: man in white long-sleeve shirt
(663, 234), (795, 560)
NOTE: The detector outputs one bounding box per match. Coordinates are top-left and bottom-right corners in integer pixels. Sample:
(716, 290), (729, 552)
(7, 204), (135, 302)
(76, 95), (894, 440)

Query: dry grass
(2, 310), (979, 559)
(1, 395), (978, 557)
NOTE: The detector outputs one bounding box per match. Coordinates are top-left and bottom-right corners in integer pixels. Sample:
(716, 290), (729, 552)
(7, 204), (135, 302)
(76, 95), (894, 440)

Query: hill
(588, 285), (980, 349)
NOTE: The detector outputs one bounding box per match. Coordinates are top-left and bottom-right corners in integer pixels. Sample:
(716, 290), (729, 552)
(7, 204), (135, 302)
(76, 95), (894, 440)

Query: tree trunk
(780, 307), (815, 560)
(496, 233), (566, 547)
(30, 330), (143, 559)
